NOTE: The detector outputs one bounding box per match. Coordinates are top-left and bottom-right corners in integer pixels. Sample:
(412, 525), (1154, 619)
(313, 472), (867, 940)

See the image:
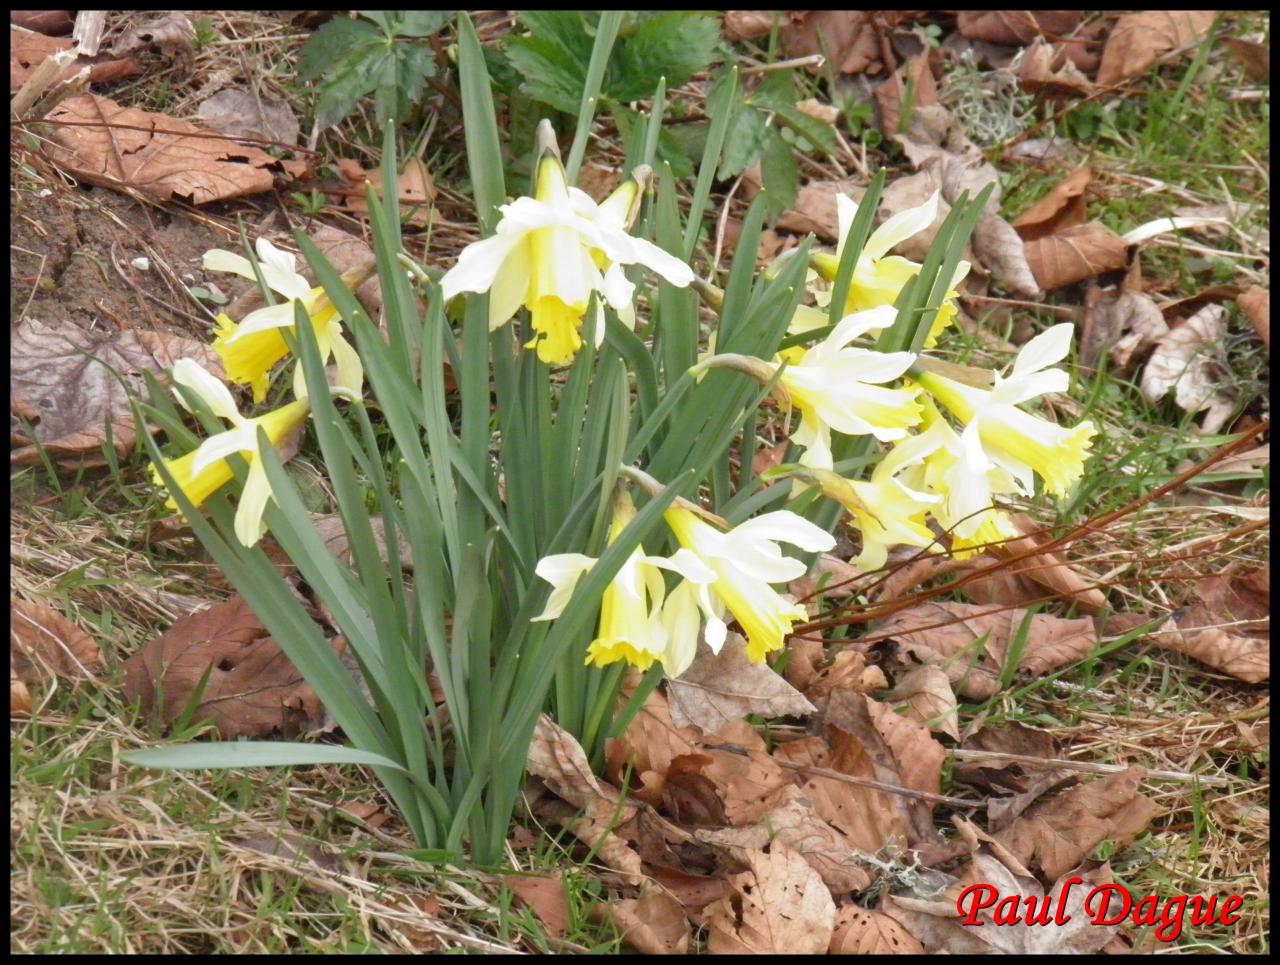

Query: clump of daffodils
(440, 120), (694, 365)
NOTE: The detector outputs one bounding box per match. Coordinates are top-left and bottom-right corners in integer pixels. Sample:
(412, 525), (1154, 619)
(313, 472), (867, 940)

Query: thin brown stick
(951, 750), (1242, 789)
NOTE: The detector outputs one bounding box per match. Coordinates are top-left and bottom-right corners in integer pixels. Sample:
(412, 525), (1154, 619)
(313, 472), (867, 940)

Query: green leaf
(750, 71), (837, 157)
(297, 18), (381, 81)
(518, 10), (594, 61)
(718, 97), (767, 180)
(395, 10), (455, 37)
(505, 36), (586, 114)
(122, 741), (410, 772)
(609, 12), (721, 102)
(457, 12), (506, 233)
(759, 126), (798, 220)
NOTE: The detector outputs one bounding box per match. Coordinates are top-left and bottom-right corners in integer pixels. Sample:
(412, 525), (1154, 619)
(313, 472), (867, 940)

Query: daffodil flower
(693, 306), (922, 471)
(662, 506), (835, 665)
(149, 359), (311, 548)
(203, 237), (363, 402)
(532, 509), (714, 674)
(809, 192), (969, 347)
(439, 121), (693, 366)
(913, 323), (1096, 499)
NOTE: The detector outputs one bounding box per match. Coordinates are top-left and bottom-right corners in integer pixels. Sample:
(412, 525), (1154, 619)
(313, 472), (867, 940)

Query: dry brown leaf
(1149, 567), (1269, 682)
(600, 892), (691, 955)
(956, 11), (1081, 45)
(875, 54), (938, 142)
(649, 865), (729, 926)
(1079, 282), (1169, 370)
(45, 93), (289, 204)
(952, 720), (1058, 794)
(666, 631), (815, 735)
(1012, 165), (1092, 242)
(782, 10), (882, 76)
(1222, 37), (1270, 82)
(693, 719), (792, 825)
(12, 12), (75, 34)
(11, 666), (33, 717)
(10, 318), (218, 469)
(960, 514), (1108, 614)
(1015, 38), (1094, 98)
(11, 596), (101, 681)
(110, 12), (196, 73)
(1238, 286), (1269, 346)
(882, 665), (960, 740)
(993, 766), (1163, 879)
(1096, 11), (1218, 86)
(695, 785), (873, 895)
(502, 875), (570, 939)
(312, 514), (413, 570)
(1139, 303), (1234, 430)
(722, 11), (775, 43)
(773, 178), (865, 240)
(773, 735), (909, 855)
(864, 696), (946, 797)
(704, 843), (836, 954)
(195, 88), (300, 147)
(9, 26), (140, 93)
(1023, 221), (1127, 290)
(829, 904), (924, 954)
(802, 649), (888, 703)
(605, 681), (700, 805)
(530, 715), (644, 884)
(794, 98), (840, 125)
(121, 595), (331, 739)
(875, 601), (1097, 700)
(882, 854), (1123, 953)
(339, 156), (436, 229)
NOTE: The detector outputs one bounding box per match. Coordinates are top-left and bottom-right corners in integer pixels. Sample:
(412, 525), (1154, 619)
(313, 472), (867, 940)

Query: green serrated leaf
(760, 126), (798, 220)
(297, 18), (381, 81)
(505, 36), (586, 114)
(518, 10), (594, 61)
(608, 12), (721, 102)
(718, 98), (767, 180)
(396, 10), (455, 37)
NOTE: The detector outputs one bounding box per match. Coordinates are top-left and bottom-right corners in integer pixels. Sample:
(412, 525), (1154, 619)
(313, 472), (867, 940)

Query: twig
(739, 53), (826, 76)
(950, 750), (1242, 789)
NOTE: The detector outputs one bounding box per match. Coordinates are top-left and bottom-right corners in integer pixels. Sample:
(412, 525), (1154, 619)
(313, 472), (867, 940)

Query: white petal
(835, 193), (860, 256)
(441, 232), (523, 301)
(818, 306), (900, 356)
(203, 248), (255, 280)
(1012, 323), (1074, 377)
(495, 197), (568, 234)
(994, 369), (1069, 406)
(566, 186), (599, 219)
(659, 581), (703, 677)
(328, 327), (364, 396)
(532, 553), (597, 621)
(702, 612), (728, 653)
(487, 240), (531, 330)
(863, 192), (939, 262)
(734, 510), (837, 554)
(190, 424), (256, 475)
(254, 239), (311, 301)
(171, 358), (241, 422)
(602, 262), (635, 315)
(646, 548), (717, 585)
(234, 459), (273, 547)
(227, 300), (300, 341)
(621, 235), (694, 287)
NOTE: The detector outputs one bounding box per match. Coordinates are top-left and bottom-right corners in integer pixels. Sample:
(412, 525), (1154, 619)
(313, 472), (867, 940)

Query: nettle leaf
(718, 94), (768, 180)
(760, 126), (798, 220)
(396, 10), (456, 37)
(297, 18), (382, 82)
(609, 12), (721, 102)
(505, 35), (586, 115)
(311, 45), (388, 130)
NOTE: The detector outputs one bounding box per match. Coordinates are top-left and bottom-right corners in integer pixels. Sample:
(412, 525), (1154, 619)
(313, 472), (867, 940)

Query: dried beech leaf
(1096, 11), (1218, 86)
(605, 683), (700, 805)
(875, 601), (1097, 700)
(875, 54), (938, 141)
(1012, 165), (1092, 242)
(11, 666), (33, 717)
(1015, 38), (1094, 98)
(882, 854), (1123, 953)
(883, 665), (960, 740)
(962, 515), (1108, 614)
(1238, 286), (1269, 346)
(1139, 304), (1232, 422)
(993, 766), (1163, 879)
(110, 12), (196, 72)
(11, 596), (101, 681)
(1151, 620), (1269, 683)
(1079, 283), (1169, 370)
(46, 93), (288, 203)
(12, 11), (75, 34)
(667, 631), (815, 735)
(956, 11), (1081, 45)
(649, 865), (729, 926)
(693, 719), (792, 826)
(704, 843), (836, 954)
(864, 697), (946, 797)
(1222, 37), (1270, 83)
(601, 892), (691, 955)
(121, 595), (332, 738)
(774, 178), (865, 240)
(11, 318), (219, 469)
(312, 514), (412, 570)
(195, 88), (300, 147)
(695, 785), (873, 895)
(1023, 222), (1128, 290)
(9, 26), (140, 93)
(723, 10), (775, 43)
(782, 11), (881, 76)
(502, 875), (570, 939)
(773, 736), (909, 855)
(339, 156), (436, 229)
(803, 649), (888, 703)
(829, 904), (924, 954)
